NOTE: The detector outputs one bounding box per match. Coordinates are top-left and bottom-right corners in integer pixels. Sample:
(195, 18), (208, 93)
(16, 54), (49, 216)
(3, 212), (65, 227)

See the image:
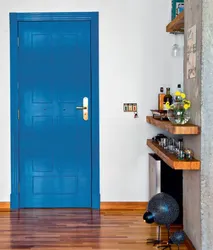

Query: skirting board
(0, 202), (10, 211)
(100, 202), (148, 210)
(0, 202), (148, 211)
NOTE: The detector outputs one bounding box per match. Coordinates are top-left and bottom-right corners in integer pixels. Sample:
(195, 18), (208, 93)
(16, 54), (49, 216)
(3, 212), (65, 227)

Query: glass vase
(167, 102), (190, 125)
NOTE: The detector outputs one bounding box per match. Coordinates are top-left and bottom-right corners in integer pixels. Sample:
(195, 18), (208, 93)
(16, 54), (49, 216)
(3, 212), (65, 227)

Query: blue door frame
(10, 12), (100, 210)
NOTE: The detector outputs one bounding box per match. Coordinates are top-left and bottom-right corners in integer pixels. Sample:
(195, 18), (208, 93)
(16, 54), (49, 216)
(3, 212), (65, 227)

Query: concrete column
(184, 0), (213, 249)
(201, 1), (213, 249)
(183, 0), (201, 249)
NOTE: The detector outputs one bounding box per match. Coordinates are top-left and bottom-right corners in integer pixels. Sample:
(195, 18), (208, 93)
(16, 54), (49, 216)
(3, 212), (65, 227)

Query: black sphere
(148, 192), (179, 225)
(169, 231), (185, 245)
(143, 211), (155, 224)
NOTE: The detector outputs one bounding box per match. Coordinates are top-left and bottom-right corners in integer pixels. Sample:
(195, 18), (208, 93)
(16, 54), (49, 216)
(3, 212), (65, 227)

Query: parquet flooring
(0, 209), (188, 249)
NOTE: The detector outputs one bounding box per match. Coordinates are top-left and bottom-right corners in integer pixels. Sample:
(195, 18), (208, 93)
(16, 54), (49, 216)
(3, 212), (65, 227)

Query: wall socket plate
(123, 103), (137, 112)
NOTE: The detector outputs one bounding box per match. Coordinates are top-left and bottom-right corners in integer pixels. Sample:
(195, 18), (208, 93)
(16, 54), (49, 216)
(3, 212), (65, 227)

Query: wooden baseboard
(184, 231), (196, 250)
(100, 202), (148, 210)
(0, 202), (10, 211)
(0, 202), (148, 211)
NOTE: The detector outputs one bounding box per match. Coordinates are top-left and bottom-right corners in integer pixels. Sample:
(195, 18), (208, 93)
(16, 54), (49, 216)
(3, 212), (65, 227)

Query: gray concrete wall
(201, 1), (213, 249)
(183, 0), (202, 249)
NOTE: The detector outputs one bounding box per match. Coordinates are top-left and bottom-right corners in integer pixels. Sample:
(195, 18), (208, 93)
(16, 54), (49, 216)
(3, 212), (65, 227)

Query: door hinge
(18, 183), (20, 193)
(18, 109), (20, 120)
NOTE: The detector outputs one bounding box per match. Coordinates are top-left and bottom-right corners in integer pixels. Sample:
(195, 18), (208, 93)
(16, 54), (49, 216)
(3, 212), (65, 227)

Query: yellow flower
(181, 92), (186, 99)
(175, 91), (181, 96)
(184, 100), (191, 106)
(165, 101), (170, 109)
(184, 104), (190, 110)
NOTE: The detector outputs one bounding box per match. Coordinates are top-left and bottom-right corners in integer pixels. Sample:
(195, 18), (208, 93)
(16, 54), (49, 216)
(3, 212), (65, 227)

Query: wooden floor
(0, 209), (189, 250)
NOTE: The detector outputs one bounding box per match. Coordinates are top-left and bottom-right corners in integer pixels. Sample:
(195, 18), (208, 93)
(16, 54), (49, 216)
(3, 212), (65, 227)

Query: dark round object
(148, 192), (179, 225)
(169, 231), (185, 245)
(143, 211), (154, 224)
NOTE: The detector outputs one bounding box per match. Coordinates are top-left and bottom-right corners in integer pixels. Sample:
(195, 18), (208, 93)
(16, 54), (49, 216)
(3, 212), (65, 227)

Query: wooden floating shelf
(166, 11), (184, 33)
(146, 116), (200, 135)
(147, 139), (200, 170)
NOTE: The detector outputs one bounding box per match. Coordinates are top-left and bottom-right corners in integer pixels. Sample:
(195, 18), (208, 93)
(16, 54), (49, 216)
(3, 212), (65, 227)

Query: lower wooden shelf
(147, 139), (200, 170)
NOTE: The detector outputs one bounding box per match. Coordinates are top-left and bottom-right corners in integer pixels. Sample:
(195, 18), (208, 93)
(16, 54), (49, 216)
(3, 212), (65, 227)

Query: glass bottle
(163, 88), (173, 110)
(177, 84), (182, 92)
(173, 84), (183, 102)
(158, 87), (165, 110)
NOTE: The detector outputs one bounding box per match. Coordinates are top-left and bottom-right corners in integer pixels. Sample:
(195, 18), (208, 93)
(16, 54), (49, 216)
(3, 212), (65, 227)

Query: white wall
(0, 0), (184, 202)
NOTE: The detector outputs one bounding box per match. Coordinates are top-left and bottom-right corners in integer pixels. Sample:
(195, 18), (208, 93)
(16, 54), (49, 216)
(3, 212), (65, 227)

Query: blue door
(18, 21), (92, 208)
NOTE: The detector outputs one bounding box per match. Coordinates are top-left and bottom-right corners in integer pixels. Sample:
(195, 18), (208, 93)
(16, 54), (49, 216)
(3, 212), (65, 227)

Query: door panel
(18, 21), (92, 208)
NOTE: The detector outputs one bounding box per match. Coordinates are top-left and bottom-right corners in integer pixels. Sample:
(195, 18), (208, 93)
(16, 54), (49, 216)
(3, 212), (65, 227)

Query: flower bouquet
(166, 91), (191, 125)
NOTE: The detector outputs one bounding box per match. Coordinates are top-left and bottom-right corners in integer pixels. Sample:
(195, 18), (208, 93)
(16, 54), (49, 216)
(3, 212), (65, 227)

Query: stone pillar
(184, 0), (213, 249)
(201, 1), (213, 249)
(183, 0), (201, 249)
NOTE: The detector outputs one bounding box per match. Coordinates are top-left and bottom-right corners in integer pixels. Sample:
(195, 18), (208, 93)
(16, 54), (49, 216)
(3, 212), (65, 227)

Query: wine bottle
(158, 87), (165, 110)
(163, 87), (173, 110)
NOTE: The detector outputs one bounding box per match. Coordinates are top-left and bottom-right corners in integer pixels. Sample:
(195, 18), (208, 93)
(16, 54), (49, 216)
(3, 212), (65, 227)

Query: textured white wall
(0, 0), (183, 201)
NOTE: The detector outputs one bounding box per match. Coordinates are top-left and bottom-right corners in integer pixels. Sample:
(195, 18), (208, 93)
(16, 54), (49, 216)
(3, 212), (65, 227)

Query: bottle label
(163, 96), (172, 110)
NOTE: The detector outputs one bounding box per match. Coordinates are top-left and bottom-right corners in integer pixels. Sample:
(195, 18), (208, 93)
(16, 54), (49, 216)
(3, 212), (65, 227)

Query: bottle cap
(178, 84), (181, 88)
(160, 87), (164, 92)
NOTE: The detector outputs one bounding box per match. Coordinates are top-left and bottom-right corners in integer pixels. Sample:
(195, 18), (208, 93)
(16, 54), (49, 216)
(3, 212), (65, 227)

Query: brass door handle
(76, 97), (88, 121)
(76, 106), (87, 110)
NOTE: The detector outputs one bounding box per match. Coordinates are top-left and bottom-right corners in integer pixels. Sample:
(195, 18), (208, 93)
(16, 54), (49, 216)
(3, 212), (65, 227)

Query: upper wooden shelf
(147, 139), (200, 170)
(146, 116), (200, 135)
(166, 11), (184, 33)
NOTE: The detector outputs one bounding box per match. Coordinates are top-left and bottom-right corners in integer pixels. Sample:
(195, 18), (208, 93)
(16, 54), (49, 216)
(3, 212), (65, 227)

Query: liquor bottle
(174, 83), (183, 102)
(163, 87), (173, 110)
(177, 84), (182, 92)
(158, 87), (165, 110)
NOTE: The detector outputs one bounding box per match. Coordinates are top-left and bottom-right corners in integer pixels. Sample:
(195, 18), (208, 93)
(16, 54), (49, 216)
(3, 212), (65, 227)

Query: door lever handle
(76, 106), (87, 110)
(76, 97), (88, 121)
